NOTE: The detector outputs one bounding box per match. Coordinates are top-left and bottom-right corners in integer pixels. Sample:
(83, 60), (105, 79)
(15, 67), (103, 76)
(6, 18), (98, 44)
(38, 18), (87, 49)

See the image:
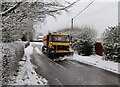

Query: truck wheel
(47, 53), (52, 58)
(42, 46), (46, 54)
(71, 52), (74, 56)
(47, 48), (51, 57)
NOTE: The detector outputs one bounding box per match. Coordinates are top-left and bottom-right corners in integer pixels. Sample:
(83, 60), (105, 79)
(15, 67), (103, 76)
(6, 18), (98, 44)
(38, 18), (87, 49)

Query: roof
(51, 33), (69, 36)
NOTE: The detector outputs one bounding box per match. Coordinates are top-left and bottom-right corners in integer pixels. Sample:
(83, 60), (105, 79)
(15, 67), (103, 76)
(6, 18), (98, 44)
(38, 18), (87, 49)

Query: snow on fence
(1, 42), (24, 86)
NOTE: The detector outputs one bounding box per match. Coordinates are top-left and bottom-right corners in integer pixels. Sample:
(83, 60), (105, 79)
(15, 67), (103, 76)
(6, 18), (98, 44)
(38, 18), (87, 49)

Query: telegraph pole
(70, 0), (95, 30)
(71, 18), (74, 29)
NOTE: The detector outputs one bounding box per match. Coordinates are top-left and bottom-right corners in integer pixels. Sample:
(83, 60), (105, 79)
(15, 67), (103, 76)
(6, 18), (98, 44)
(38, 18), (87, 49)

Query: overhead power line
(63, 0), (95, 28)
(72, 0), (95, 19)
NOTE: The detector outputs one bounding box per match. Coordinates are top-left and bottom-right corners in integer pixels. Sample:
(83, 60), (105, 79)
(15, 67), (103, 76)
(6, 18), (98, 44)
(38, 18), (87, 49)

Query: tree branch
(44, 0), (80, 13)
(1, 2), (22, 16)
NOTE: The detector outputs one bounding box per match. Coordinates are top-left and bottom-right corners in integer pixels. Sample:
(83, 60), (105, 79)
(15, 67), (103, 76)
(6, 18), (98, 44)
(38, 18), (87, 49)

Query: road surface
(30, 43), (120, 85)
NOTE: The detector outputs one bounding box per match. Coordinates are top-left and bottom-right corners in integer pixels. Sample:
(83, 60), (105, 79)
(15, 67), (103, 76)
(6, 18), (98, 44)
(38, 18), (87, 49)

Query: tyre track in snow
(31, 43), (85, 85)
(31, 42), (120, 85)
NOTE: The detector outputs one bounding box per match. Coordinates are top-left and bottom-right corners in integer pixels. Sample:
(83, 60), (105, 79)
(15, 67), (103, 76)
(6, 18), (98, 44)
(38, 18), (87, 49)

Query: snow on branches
(1, 0), (79, 42)
(102, 24), (120, 62)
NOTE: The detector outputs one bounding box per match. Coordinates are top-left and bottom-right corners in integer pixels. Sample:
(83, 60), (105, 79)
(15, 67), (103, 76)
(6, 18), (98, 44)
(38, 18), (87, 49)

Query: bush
(72, 40), (93, 56)
(21, 34), (27, 41)
(102, 24), (120, 62)
(80, 41), (93, 56)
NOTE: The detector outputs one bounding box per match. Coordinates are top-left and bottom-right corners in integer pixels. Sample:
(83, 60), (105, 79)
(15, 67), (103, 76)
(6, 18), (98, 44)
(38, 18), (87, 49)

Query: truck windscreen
(51, 35), (70, 42)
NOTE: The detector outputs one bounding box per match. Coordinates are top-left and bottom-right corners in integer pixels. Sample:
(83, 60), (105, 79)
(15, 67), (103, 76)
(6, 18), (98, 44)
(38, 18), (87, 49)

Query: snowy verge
(11, 43), (48, 85)
(31, 42), (43, 45)
(64, 53), (120, 74)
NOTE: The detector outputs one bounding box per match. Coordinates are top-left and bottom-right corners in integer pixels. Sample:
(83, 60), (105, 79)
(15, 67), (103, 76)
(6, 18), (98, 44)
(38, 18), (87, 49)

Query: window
(51, 35), (70, 42)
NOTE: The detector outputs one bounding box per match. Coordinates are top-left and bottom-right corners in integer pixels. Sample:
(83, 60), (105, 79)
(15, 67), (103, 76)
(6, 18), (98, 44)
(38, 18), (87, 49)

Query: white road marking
(48, 62), (53, 66)
(54, 62), (66, 70)
(55, 78), (63, 85)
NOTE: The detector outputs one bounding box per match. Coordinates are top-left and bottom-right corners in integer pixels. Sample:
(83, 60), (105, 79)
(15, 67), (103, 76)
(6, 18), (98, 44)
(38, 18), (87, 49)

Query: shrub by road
(0, 42), (26, 85)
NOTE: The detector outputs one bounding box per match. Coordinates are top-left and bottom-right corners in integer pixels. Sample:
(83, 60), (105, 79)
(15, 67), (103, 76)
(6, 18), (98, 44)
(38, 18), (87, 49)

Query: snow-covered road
(30, 42), (120, 85)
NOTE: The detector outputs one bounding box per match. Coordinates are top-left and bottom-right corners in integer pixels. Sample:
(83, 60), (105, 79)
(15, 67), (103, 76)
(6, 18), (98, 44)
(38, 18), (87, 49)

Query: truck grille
(53, 45), (69, 50)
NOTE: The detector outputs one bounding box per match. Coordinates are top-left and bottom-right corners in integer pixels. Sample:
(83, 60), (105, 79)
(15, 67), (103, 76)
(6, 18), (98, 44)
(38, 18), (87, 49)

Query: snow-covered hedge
(102, 25), (120, 62)
(1, 42), (24, 85)
(72, 39), (94, 56)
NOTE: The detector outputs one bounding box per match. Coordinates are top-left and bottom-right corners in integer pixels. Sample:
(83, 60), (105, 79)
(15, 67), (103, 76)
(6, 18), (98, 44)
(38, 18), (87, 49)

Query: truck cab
(42, 32), (74, 58)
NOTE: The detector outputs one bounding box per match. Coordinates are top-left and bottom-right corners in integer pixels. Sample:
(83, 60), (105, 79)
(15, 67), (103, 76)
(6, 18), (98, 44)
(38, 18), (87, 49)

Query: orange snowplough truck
(42, 32), (74, 58)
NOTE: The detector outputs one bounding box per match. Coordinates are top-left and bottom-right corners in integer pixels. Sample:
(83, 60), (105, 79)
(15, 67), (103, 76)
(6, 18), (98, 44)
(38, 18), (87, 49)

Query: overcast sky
(34, 0), (119, 37)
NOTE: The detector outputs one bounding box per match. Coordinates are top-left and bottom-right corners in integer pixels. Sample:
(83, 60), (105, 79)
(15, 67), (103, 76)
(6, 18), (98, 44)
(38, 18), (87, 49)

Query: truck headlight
(51, 51), (54, 53)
